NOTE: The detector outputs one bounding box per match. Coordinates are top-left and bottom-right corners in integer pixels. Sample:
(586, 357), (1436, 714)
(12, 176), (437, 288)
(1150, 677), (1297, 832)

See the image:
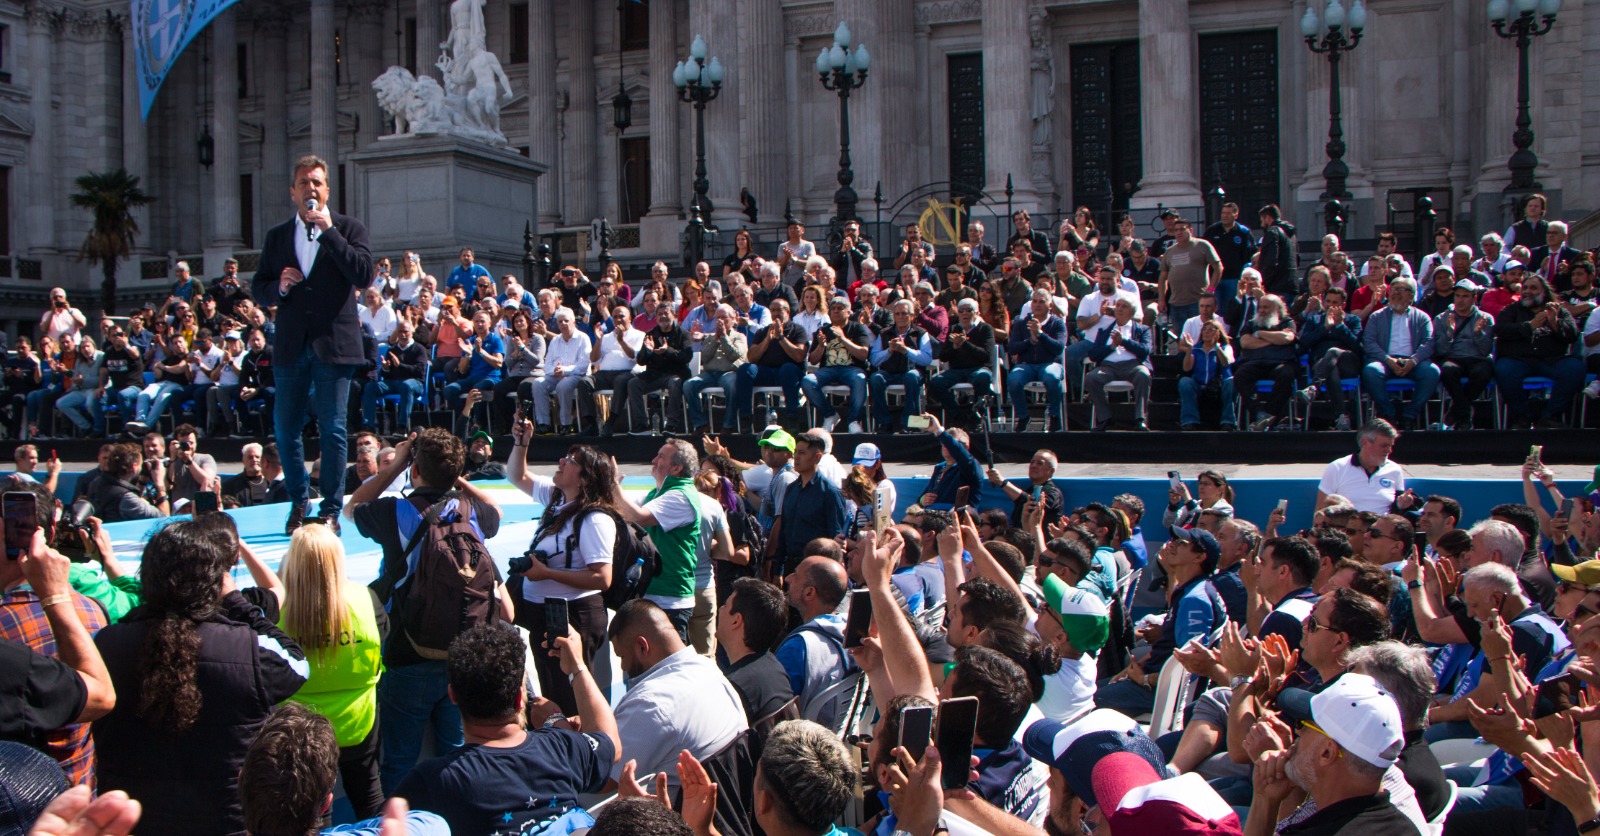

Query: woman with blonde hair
(278, 523), (386, 820)
(395, 250), (427, 304)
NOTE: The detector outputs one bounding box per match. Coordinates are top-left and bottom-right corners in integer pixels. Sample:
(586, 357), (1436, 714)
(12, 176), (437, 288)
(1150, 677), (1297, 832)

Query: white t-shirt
(643, 488), (700, 611)
(744, 463), (775, 502)
(690, 491), (728, 591)
(1389, 312), (1413, 357)
(1318, 455), (1404, 514)
(215, 352), (244, 387)
(521, 476), (616, 603)
(598, 329), (646, 372)
(1583, 308), (1600, 357)
(360, 304), (400, 342)
(1075, 289), (1143, 341)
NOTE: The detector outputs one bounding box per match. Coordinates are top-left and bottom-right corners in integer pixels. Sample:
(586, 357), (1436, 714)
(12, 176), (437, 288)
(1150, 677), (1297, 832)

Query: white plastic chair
(1143, 653), (1197, 738)
(1426, 780), (1458, 836)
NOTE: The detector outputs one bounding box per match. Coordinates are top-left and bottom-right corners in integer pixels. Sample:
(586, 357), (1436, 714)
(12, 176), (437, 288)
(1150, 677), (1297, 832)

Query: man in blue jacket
(1006, 289), (1068, 432)
(915, 413), (983, 510)
(1084, 297), (1153, 432)
(1360, 277), (1439, 430)
(1297, 285), (1363, 431)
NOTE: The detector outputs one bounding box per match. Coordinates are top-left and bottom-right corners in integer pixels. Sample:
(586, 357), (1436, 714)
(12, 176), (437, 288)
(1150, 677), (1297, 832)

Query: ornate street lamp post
(674, 36), (724, 268)
(1488, 0), (1559, 192)
(1303, 0), (1366, 236)
(817, 22), (870, 236)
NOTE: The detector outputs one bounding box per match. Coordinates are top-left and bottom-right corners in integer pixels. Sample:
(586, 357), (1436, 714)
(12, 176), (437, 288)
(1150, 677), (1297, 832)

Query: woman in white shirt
(506, 433), (619, 715)
(1163, 468), (1236, 529)
(357, 287), (400, 343)
(792, 284), (829, 341)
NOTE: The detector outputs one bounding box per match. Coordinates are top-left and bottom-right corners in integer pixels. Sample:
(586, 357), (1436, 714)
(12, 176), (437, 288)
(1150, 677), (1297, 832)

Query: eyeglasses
(1559, 580), (1598, 595)
(1304, 617), (1336, 634)
(1367, 527), (1399, 541)
(559, 455), (579, 466)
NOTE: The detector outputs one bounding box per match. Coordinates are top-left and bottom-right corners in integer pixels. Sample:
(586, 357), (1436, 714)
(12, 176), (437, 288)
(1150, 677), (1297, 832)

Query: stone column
(982, 0), (1036, 208)
(876, 0), (916, 201)
(352, 0), (388, 149)
(122, 19), (149, 253)
(646, 0), (680, 219)
(528, 0), (561, 226)
(691, 0), (741, 228)
(832, 0), (881, 215)
(257, 7), (292, 238)
(913, 19), (932, 186)
(210, 9), (244, 252)
(1129, 0), (1201, 210)
(25, 4), (56, 254)
(415, 0), (442, 80)
(784, 35), (802, 205)
(310, 0), (339, 170)
(565, 0), (598, 223)
(738, 0), (787, 224)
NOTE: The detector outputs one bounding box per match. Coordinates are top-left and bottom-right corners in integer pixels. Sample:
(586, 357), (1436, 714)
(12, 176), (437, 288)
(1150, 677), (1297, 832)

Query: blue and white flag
(131, 0), (241, 120)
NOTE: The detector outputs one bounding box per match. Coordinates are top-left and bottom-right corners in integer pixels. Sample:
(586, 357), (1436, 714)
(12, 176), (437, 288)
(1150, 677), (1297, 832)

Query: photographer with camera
(40, 288), (87, 343)
(164, 424), (218, 510)
(507, 422), (620, 715)
(85, 442), (169, 522)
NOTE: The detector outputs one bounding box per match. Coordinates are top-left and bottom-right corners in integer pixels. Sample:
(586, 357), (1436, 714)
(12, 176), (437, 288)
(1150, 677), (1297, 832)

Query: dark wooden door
(1070, 41), (1142, 222)
(1198, 31), (1280, 218)
(946, 53), (985, 199)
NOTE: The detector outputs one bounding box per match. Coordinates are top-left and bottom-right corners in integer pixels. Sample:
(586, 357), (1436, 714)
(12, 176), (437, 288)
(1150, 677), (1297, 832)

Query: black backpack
(553, 506), (662, 611)
(395, 492), (500, 660)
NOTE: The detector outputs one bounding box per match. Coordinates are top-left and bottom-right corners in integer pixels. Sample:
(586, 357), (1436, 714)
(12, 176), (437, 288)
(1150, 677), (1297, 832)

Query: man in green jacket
(613, 439), (703, 642)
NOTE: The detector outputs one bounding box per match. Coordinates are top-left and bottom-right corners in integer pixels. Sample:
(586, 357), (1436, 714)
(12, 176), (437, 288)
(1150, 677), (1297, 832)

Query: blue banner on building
(132, 0), (240, 120)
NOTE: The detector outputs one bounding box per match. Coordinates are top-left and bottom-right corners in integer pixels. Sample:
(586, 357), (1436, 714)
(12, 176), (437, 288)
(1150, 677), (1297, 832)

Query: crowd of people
(4, 408), (1600, 836)
(8, 194), (1594, 442)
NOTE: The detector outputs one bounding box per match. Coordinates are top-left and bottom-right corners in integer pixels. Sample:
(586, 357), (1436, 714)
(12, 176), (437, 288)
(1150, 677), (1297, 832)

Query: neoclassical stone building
(1, 0), (1596, 322)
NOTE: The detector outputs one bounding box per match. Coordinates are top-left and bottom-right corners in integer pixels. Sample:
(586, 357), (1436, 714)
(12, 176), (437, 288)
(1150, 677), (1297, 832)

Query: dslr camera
(508, 549), (551, 576)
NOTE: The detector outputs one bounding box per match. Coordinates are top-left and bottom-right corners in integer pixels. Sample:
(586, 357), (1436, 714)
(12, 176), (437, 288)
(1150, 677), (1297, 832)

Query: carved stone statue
(1028, 8), (1055, 149)
(372, 0), (513, 146)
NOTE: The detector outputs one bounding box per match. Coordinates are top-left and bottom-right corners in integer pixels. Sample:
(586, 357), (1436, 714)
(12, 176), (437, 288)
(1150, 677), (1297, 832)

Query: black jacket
(638, 323), (693, 378)
(252, 212), (375, 365)
(1494, 297), (1580, 361)
(1258, 221), (1297, 297)
(937, 320), (995, 370)
(93, 592), (308, 836)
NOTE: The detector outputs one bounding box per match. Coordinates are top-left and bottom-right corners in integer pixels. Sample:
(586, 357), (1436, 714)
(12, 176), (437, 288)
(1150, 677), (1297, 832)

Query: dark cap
(1168, 524), (1221, 568)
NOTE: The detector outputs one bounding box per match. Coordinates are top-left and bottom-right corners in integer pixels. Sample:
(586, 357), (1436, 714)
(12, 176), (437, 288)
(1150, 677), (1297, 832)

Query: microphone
(305, 198), (318, 241)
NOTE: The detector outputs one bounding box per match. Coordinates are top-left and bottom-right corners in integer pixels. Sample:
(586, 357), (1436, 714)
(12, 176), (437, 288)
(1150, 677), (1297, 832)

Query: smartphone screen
(899, 705), (934, 762)
(3, 492), (37, 561)
(1530, 445), (1543, 466)
(937, 696), (979, 790)
(1168, 470), (1182, 491)
(544, 597), (570, 651)
(1276, 499), (1289, 513)
(1032, 485), (1043, 502)
(193, 490), (219, 515)
(844, 590), (872, 649)
(907, 415), (930, 430)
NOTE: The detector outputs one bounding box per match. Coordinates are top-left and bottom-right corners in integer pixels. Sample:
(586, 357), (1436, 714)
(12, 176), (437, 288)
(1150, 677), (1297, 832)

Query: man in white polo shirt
(1317, 418), (1404, 514)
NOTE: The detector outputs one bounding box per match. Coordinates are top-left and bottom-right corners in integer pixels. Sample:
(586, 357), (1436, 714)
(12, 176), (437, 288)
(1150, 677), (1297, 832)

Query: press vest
(644, 477), (702, 601)
(284, 582), (384, 746)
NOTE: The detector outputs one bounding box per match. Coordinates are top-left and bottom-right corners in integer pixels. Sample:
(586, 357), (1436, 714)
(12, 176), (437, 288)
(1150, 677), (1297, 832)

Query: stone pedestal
(350, 136), (547, 278)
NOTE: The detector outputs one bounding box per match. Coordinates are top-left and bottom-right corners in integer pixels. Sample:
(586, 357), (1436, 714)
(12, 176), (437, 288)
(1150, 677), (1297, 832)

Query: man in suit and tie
(1528, 220), (1582, 293)
(252, 155), (375, 534)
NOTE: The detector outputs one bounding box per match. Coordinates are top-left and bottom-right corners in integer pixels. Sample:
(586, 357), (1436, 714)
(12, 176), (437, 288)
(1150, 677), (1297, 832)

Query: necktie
(1547, 253), (1558, 282)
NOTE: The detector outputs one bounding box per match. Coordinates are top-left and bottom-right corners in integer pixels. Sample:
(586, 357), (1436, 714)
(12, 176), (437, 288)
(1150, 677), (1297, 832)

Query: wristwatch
(1406, 580), (1423, 590)
(1578, 817), (1600, 834)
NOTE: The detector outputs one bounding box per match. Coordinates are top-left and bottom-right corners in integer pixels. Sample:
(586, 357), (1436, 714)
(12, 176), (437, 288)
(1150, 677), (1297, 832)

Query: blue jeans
(135, 380), (185, 425)
(274, 344), (354, 517)
(1094, 677), (1156, 718)
(1179, 376), (1237, 427)
(25, 385), (60, 428)
(929, 366), (992, 408)
(870, 370), (924, 428)
(737, 363), (803, 420)
(1360, 360), (1441, 420)
(682, 369), (739, 429)
(1167, 302), (1200, 327)
(362, 378), (425, 429)
(1444, 764), (1525, 814)
(115, 385), (141, 417)
(1006, 362), (1064, 418)
(442, 374), (500, 409)
(55, 389), (103, 433)
(1495, 354), (1586, 422)
(376, 660), (463, 796)
(801, 366), (867, 423)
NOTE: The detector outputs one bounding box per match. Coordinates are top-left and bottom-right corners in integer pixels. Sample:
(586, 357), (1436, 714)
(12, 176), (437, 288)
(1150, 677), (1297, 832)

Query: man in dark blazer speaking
(252, 155), (375, 534)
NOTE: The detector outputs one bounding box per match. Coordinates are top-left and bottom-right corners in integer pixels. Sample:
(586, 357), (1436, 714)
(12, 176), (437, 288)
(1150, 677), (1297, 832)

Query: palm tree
(70, 169), (154, 316)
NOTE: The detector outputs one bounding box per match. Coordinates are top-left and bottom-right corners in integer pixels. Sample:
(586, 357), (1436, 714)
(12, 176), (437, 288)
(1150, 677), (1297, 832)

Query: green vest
(643, 476), (701, 601)
(284, 582), (384, 747)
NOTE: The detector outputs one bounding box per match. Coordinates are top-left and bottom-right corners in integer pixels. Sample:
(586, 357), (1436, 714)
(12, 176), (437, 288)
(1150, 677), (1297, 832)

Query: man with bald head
(606, 599), (747, 789)
(777, 556), (855, 728)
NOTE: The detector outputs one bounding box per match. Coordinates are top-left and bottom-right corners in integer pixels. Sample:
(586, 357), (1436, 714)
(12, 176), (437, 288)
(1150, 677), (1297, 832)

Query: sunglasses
(1304, 617), (1336, 634)
(1367, 527), (1399, 541)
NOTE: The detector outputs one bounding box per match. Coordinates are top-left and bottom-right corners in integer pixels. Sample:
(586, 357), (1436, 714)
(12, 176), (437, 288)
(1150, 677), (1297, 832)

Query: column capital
(351, 0), (388, 23)
(23, 0), (60, 31)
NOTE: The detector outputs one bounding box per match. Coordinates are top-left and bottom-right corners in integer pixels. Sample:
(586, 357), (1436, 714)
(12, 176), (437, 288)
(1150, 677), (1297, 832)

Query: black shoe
(535, 423), (555, 436)
(313, 513), (342, 535)
(1536, 417), (1568, 430)
(1398, 415), (1416, 431)
(689, 425), (710, 437)
(877, 423), (897, 435)
(1181, 423), (1202, 431)
(1133, 422), (1151, 432)
(1047, 416), (1064, 433)
(285, 505), (306, 536)
(1091, 424), (1109, 433)
(1509, 418), (1533, 430)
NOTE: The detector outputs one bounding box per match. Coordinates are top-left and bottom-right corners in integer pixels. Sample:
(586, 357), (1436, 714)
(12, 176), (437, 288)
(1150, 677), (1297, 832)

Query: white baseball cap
(1279, 673), (1404, 768)
(851, 443), (882, 466)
